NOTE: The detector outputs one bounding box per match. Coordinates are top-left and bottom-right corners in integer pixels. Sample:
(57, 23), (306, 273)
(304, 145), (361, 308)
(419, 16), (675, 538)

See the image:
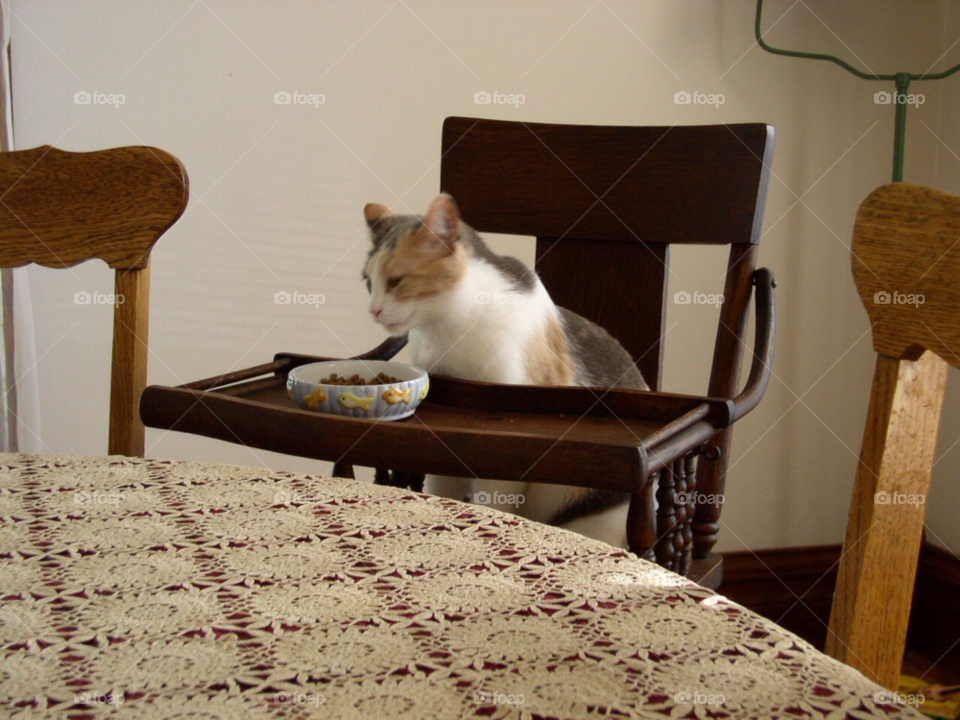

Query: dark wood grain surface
(440, 118), (771, 245)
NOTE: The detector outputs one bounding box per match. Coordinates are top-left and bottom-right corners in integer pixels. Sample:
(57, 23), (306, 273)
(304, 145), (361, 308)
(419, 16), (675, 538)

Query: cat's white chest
(405, 259), (557, 385)
(408, 325), (527, 384)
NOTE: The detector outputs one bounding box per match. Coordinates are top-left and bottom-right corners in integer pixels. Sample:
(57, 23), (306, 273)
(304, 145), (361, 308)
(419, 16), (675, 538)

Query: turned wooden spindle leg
(670, 458), (687, 573)
(693, 446), (722, 558)
(655, 466), (678, 570)
(680, 453), (697, 575)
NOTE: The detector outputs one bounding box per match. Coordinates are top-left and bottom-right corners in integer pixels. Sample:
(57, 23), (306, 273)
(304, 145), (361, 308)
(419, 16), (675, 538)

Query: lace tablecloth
(0, 453), (919, 718)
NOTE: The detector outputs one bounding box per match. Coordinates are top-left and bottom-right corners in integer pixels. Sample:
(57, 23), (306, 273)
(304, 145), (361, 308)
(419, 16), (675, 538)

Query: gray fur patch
(367, 215), (423, 256)
(457, 224), (536, 294)
(559, 307), (649, 390)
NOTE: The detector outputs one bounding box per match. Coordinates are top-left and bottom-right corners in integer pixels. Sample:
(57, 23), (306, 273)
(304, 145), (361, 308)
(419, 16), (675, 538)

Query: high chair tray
(140, 343), (737, 492)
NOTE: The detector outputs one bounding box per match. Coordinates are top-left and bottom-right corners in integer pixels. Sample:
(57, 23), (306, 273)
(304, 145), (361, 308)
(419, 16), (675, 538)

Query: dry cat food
(319, 372), (401, 386)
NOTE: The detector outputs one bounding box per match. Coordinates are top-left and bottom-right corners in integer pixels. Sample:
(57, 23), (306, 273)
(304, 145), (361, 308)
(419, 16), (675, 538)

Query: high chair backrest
(439, 117), (774, 560)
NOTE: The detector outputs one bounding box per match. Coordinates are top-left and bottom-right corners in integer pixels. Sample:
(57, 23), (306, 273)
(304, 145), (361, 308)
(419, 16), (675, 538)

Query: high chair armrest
(731, 268), (776, 422)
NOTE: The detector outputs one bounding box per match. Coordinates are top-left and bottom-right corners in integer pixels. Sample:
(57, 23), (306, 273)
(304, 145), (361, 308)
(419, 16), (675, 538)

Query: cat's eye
(386, 276), (404, 291)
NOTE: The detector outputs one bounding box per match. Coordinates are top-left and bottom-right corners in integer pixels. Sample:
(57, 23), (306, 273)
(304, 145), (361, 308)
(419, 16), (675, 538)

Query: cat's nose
(370, 306), (383, 318)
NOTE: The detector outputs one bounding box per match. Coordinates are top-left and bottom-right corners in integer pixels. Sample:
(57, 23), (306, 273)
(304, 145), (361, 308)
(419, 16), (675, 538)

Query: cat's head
(362, 194), (467, 335)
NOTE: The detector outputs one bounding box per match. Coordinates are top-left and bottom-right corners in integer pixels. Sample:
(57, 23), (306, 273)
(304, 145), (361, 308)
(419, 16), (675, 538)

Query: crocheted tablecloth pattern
(0, 453), (920, 718)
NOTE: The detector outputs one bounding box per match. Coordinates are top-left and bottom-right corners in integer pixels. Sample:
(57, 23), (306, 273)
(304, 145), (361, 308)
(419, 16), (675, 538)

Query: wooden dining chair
(826, 182), (959, 690)
(0, 146), (188, 456)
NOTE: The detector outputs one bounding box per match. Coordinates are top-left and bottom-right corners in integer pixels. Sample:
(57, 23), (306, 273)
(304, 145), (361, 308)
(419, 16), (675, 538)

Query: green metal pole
(892, 73), (910, 183)
(755, 0), (960, 183)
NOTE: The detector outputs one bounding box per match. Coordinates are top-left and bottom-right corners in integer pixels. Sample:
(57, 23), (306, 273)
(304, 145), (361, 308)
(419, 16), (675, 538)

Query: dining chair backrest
(826, 182), (960, 689)
(0, 146), (188, 455)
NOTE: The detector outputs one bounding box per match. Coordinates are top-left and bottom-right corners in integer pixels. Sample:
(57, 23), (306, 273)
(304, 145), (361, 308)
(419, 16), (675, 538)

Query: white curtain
(0, 5), (41, 454)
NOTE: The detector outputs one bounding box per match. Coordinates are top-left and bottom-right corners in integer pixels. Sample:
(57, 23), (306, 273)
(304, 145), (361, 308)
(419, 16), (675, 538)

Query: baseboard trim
(909, 544), (960, 677)
(718, 541), (960, 674)
(718, 544), (841, 649)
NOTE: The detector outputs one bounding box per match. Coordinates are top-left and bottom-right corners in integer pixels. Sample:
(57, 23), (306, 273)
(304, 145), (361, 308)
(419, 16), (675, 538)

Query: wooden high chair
(141, 118), (776, 586)
(826, 182), (960, 689)
(0, 146), (188, 456)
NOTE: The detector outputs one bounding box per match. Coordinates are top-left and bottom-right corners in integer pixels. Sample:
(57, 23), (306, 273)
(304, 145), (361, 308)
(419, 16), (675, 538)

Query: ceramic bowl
(286, 360), (429, 421)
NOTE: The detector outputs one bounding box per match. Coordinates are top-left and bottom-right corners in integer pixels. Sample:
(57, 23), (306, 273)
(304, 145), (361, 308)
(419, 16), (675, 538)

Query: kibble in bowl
(286, 360), (429, 421)
(319, 372), (401, 386)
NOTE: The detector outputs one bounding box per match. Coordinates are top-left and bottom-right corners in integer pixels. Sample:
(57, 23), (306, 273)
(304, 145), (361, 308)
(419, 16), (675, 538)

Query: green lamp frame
(756, 0), (960, 181)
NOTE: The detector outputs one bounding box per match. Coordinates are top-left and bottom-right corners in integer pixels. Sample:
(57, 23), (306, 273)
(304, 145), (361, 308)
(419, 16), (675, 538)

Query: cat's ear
(422, 194), (460, 251)
(364, 203), (392, 230)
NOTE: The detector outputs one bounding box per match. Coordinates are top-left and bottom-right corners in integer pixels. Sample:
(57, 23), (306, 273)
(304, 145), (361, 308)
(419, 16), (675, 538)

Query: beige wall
(10, 1), (957, 552)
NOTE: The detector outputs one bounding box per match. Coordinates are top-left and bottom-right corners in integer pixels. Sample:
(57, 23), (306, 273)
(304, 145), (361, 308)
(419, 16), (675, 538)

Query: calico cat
(362, 194), (649, 548)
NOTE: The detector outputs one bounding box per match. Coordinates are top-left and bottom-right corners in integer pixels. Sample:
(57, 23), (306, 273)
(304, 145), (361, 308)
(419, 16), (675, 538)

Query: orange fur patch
(378, 225), (469, 302)
(525, 314), (575, 385)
